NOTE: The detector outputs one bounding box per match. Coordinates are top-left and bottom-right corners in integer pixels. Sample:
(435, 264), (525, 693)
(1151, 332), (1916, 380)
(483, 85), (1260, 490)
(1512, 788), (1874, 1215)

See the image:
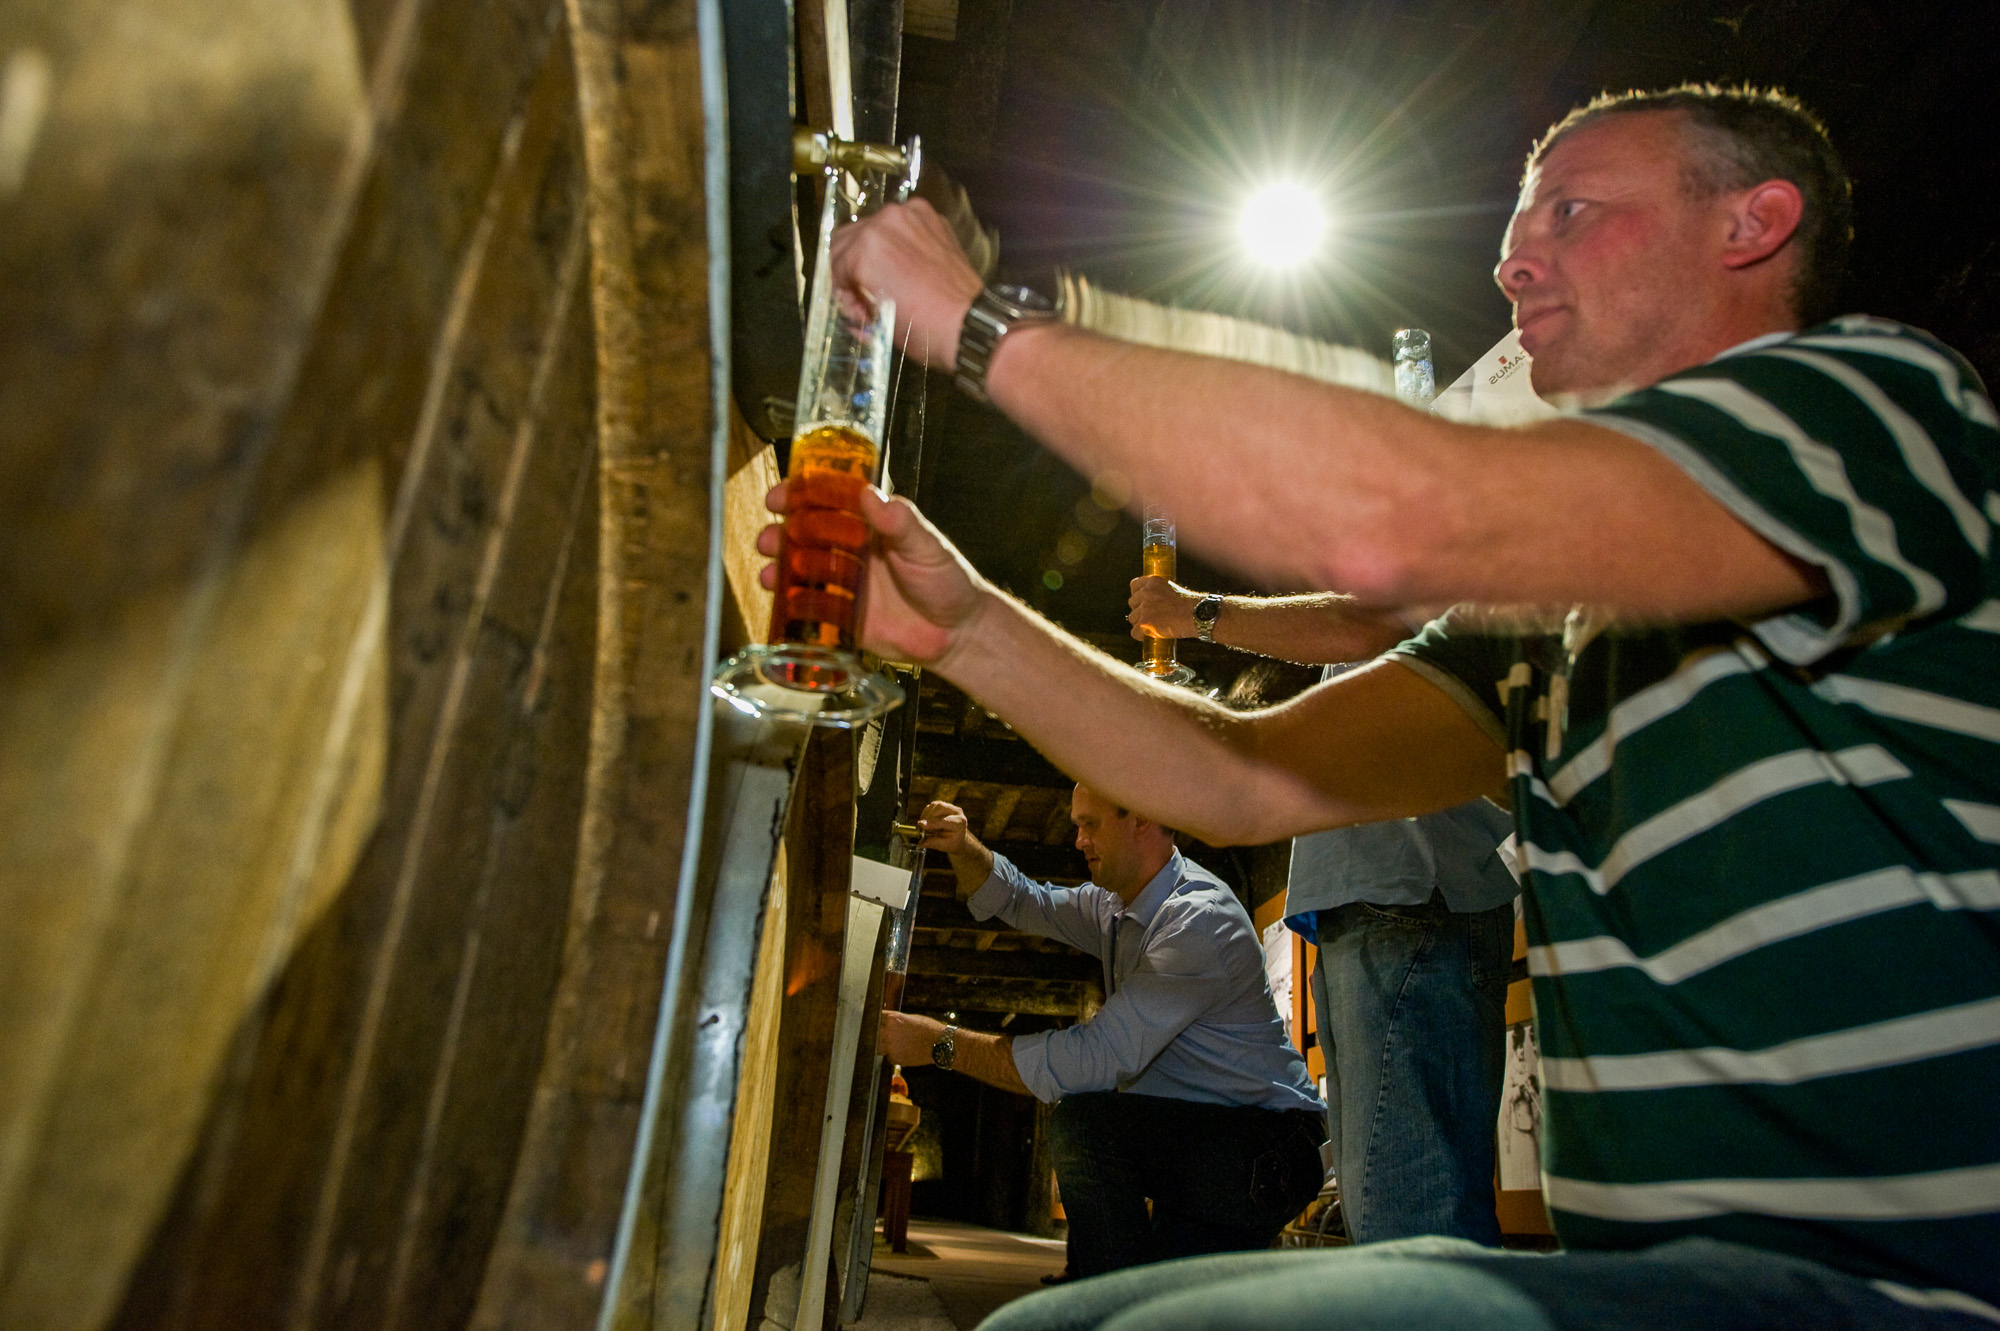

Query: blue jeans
(1310, 894), (1513, 1244)
(1050, 1091), (1326, 1276)
(978, 1236), (1997, 1330)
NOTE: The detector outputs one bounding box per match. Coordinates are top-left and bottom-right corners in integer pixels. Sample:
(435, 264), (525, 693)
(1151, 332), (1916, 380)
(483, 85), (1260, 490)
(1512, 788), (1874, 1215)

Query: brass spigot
(792, 126), (922, 199)
(889, 821), (925, 842)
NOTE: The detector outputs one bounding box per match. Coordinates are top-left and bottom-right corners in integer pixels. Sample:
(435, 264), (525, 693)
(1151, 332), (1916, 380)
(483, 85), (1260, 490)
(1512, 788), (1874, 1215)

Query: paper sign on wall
(849, 855), (912, 911)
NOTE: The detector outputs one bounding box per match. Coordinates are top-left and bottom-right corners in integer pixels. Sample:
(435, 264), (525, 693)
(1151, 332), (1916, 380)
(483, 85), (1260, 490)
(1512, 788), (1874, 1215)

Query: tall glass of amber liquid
(712, 195), (904, 725)
(1139, 501), (1195, 686)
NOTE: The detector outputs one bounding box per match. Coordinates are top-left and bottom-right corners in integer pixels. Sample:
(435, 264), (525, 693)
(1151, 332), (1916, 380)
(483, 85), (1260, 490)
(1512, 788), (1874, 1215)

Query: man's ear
(1721, 179), (1805, 271)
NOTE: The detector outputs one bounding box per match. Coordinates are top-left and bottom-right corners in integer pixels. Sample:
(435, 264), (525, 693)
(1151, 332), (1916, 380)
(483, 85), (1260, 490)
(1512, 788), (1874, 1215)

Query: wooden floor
(856, 1219), (1068, 1330)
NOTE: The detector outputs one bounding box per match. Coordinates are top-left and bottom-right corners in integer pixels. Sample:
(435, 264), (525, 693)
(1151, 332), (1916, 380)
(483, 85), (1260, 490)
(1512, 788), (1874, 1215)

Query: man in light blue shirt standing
(879, 787), (1326, 1276)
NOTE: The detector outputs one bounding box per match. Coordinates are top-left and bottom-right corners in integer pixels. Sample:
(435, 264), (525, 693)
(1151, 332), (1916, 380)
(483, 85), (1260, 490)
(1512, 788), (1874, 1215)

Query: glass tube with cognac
(1138, 501), (1195, 686)
(712, 172), (905, 726)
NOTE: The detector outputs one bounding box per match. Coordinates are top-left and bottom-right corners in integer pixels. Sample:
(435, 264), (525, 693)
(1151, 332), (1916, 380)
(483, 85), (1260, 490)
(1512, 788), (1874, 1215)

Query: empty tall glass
(1394, 327), (1436, 406)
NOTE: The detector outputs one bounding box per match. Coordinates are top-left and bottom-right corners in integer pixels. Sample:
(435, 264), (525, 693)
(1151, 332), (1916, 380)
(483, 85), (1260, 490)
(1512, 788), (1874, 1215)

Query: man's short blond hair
(1529, 84), (1854, 324)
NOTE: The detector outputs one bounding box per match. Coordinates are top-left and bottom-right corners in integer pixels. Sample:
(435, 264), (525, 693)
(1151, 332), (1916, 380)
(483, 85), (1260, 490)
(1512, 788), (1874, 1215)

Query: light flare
(1238, 181), (1330, 267)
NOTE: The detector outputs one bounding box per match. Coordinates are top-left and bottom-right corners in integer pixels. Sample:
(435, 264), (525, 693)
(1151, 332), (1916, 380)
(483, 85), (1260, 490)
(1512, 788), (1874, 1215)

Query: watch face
(993, 283), (1054, 314)
(1194, 596), (1222, 624)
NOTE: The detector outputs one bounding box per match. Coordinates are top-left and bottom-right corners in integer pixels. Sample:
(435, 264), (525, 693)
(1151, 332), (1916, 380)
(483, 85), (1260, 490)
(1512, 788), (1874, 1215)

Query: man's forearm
(990, 322), (1452, 601)
(952, 1030), (1031, 1097)
(986, 323), (1825, 622)
(946, 836), (996, 898)
(1210, 593), (1411, 664)
(1135, 583), (1411, 665)
(882, 1011), (1035, 1097)
(932, 582), (1503, 845)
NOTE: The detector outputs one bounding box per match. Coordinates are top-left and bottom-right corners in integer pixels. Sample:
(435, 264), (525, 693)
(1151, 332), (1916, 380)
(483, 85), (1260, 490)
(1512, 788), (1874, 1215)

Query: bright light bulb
(1238, 182), (1328, 268)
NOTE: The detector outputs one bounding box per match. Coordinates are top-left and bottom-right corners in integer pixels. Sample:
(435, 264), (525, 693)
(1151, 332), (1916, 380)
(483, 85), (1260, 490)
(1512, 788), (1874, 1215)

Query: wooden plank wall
(745, 730), (857, 1327)
(711, 842), (793, 1331)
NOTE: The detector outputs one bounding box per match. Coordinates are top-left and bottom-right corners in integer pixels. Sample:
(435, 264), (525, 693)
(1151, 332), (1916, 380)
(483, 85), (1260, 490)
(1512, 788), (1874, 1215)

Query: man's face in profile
(1496, 111), (1723, 397)
(1071, 786), (1146, 896)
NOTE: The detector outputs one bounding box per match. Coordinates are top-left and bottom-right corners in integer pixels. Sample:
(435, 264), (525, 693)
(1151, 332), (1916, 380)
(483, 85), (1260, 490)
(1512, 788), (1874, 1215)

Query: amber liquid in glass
(764, 424), (879, 686)
(1141, 540), (1178, 677)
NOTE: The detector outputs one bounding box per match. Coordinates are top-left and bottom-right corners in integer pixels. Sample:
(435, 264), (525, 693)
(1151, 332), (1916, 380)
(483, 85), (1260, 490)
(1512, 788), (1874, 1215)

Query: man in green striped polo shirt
(814, 83), (1998, 1327)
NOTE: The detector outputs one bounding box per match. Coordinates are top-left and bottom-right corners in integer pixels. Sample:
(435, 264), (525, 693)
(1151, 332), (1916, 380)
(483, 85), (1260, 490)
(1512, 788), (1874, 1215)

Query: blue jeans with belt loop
(1310, 892), (1515, 1244)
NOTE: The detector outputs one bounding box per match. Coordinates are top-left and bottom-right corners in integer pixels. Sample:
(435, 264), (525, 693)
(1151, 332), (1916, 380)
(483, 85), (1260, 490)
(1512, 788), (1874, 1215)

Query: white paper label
(849, 854), (913, 911)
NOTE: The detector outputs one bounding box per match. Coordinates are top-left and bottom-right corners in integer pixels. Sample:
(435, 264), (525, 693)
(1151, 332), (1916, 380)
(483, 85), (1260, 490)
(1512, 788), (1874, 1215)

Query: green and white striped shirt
(1393, 318), (2000, 1302)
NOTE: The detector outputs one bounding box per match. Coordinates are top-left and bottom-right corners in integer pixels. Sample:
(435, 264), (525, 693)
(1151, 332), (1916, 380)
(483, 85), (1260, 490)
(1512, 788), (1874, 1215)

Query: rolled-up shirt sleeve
(1008, 912), (1219, 1103)
(966, 853), (1114, 957)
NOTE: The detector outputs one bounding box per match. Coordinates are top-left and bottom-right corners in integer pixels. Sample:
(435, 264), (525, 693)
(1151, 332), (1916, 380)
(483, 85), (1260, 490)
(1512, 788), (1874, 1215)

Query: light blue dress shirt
(1284, 798), (1519, 922)
(1285, 660), (1519, 927)
(969, 849), (1321, 1113)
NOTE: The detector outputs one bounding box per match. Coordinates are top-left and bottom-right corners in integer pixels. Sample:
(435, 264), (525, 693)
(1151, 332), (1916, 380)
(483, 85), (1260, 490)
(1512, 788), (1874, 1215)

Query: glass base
(1141, 662), (1197, 687)
(711, 643), (904, 728)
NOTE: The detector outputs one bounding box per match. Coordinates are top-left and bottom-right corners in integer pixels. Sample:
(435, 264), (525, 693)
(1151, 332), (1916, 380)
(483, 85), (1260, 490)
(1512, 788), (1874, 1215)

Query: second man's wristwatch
(954, 284), (1059, 404)
(930, 1024), (958, 1071)
(1193, 594), (1224, 643)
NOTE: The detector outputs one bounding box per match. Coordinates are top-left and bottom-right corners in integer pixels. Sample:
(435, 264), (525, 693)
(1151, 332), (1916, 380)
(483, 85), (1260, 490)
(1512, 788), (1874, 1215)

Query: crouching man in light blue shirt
(878, 786), (1325, 1276)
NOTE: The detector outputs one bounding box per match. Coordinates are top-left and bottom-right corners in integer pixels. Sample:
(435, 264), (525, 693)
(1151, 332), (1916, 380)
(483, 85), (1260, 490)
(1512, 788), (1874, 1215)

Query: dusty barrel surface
(0, 0), (736, 1327)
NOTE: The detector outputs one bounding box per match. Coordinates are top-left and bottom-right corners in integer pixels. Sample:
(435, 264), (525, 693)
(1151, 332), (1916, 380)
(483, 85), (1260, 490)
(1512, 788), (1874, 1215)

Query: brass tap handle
(792, 126), (922, 199)
(889, 821), (925, 842)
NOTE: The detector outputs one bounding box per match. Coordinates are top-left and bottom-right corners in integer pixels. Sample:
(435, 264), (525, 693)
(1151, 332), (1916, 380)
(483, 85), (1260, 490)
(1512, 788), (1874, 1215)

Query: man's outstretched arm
(759, 487), (1506, 846)
(991, 323), (1824, 620)
(830, 201), (1825, 624)
(1127, 578), (1414, 665)
(922, 799), (1114, 957)
(952, 581), (1504, 845)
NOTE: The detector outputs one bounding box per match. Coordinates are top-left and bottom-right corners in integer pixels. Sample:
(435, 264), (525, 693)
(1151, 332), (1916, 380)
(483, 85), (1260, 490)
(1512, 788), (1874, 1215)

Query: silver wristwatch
(1193, 594), (1223, 643)
(931, 1024), (958, 1072)
(954, 284), (1059, 404)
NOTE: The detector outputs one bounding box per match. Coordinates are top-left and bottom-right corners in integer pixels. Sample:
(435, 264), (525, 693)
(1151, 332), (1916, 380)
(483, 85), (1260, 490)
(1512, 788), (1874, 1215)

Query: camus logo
(1487, 352), (1526, 386)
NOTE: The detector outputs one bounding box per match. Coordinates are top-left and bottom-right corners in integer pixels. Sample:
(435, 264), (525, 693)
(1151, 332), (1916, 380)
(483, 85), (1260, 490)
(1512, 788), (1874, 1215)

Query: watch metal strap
(932, 1024), (958, 1071)
(1194, 594), (1223, 643)
(953, 285), (1056, 404)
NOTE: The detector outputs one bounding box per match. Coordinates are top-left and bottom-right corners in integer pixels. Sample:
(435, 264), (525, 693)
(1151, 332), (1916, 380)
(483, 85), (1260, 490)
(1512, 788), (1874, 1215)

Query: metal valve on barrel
(791, 126), (921, 188)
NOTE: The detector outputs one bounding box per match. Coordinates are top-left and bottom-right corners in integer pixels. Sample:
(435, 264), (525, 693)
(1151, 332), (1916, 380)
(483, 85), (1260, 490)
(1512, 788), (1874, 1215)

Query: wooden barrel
(0, 0), (758, 1325)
